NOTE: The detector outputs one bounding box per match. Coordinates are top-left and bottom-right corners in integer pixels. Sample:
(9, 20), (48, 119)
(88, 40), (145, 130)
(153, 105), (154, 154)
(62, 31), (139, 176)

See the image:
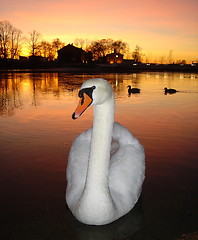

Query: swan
(127, 85), (141, 94)
(164, 87), (177, 94)
(66, 78), (145, 225)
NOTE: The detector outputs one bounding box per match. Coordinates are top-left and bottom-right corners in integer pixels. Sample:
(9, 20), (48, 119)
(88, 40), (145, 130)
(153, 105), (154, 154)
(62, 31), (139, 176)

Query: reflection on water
(0, 71), (198, 239)
(1, 72), (197, 117)
(0, 73), (69, 116)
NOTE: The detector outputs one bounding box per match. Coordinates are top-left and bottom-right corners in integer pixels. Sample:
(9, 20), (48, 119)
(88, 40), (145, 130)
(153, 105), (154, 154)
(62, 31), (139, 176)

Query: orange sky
(1, 0), (198, 63)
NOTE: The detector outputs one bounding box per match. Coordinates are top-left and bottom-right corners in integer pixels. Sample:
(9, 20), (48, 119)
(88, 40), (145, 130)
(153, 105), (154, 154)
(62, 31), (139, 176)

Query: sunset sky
(1, 0), (198, 63)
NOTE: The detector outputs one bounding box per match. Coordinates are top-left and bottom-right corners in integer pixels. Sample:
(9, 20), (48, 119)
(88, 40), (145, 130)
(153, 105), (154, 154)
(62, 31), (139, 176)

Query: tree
(0, 20), (12, 58)
(36, 38), (65, 60)
(10, 27), (23, 59)
(124, 46), (131, 59)
(90, 40), (107, 60)
(89, 39), (127, 60)
(52, 38), (65, 59)
(37, 40), (52, 59)
(132, 45), (142, 62)
(0, 20), (22, 59)
(27, 30), (41, 56)
(112, 40), (128, 54)
(73, 38), (91, 52)
(74, 38), (85, 49)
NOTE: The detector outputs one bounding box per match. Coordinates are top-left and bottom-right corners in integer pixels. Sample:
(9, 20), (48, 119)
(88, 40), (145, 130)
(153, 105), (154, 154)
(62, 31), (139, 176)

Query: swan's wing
(66, 127), (92, 211)
(109, 122), (145, 214)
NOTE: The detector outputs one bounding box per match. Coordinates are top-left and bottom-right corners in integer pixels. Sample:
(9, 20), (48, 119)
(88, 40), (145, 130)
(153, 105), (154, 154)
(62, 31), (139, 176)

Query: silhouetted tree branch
(10, 27), (23, 58)
(89, 39), (128, 60)
(0, 20), (22, 59)
(52, 38), (65, 59)
(27, 30), (41, 56)
(132, 45), (142, 62)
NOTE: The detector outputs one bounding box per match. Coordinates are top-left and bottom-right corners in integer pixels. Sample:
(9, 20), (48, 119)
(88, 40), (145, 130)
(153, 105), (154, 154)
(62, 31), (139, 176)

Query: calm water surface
(0, 72), (198, 240)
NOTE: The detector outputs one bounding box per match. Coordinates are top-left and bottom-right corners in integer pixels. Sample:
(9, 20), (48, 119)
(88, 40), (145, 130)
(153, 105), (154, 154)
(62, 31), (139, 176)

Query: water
(0, 71), (198, 240)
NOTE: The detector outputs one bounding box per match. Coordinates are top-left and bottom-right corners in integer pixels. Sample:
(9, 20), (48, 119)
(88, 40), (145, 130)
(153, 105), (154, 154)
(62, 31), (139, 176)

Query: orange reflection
(0, 72), (197, 239)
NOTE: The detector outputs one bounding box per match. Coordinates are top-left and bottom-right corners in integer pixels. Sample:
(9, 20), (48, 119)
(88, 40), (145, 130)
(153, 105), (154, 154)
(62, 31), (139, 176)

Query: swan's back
(109, 122), (145, 215)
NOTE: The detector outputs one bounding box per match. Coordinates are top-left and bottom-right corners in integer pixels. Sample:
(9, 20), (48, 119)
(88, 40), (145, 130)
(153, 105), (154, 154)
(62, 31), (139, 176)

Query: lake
(0, 71), (198, 240)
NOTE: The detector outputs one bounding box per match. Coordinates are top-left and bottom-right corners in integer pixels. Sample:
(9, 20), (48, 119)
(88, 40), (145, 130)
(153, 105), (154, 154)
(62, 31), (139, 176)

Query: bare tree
(100, 39), (114, 55)
(90, 40), (106, 60)
(74, 38), (85, 49)
(0, 20), (22, 59)
(36, 39), (65, 60)
(52, 38), (65, 59)
(89, 38), (129, 60)
(132, 45), (143, 62)
(27, 30), (41, 56)
(10, 27), (23, 59)
(124, 46), (131, 59)
(112, 40), (128, 54)
(37, 40), (51, 58)
(0, 20), (12, 58)
(74, 38), (91, 51)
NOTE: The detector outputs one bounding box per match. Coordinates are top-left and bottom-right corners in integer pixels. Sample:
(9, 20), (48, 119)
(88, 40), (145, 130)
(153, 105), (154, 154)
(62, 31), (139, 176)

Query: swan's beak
(72, 93), (93, 119)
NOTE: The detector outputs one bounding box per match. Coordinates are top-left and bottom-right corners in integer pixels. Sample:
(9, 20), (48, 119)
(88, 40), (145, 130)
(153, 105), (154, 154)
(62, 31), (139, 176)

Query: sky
(1, 0), (198, 63)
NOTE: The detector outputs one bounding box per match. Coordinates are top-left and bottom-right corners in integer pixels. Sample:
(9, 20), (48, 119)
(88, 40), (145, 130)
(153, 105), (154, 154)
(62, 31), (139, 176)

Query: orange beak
(72, 93), (93, 119)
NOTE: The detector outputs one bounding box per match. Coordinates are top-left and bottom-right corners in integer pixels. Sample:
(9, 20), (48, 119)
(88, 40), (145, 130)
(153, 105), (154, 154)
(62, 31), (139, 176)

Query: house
(58, 44), (92, 64)
(106, 51), (123, 64)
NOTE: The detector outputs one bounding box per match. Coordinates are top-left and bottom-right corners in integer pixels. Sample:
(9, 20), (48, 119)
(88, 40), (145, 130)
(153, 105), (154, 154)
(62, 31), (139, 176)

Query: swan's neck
(76, 95), (115, 224)
(86, 95), (114, 190)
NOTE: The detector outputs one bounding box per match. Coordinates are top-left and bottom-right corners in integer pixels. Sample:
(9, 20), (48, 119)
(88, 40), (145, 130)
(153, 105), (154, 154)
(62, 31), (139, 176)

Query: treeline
(0, 20), (142, 62)
(0, 20), (66, 60)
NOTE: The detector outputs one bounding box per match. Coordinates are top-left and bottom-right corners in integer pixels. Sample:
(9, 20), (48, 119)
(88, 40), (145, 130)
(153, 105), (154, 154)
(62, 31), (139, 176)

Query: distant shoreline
(0, 62), (198, 74)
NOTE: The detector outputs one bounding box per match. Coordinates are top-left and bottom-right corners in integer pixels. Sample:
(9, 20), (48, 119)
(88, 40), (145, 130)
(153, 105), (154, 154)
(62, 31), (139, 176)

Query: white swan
(66, 78), (145, 225)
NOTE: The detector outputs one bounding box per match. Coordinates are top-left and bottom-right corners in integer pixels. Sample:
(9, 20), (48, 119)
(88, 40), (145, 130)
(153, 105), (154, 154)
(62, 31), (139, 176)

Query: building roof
(58, 44), (85, 53)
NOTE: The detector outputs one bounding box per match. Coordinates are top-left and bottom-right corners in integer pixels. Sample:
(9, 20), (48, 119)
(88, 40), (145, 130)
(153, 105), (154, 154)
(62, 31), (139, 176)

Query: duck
(164, 87), (177, 94)
(66, 78), (145, 225)
(127, 85), (141, 94)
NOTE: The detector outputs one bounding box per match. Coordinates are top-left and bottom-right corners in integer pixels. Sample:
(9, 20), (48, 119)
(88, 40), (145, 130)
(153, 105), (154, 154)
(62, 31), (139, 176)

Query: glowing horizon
(1, 0), (198, 63)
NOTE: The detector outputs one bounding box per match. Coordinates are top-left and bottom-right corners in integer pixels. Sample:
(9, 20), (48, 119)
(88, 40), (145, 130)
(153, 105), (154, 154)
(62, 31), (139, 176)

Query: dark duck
(164, 87), (177, 94)
(127, 85), (141, 94)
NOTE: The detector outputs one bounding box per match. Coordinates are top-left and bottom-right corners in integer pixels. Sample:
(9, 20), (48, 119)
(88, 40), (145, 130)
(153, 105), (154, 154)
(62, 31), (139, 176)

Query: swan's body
(66, 78), (145, 225)
(127, 85), (141, 94)
(164, 87), (177, 94)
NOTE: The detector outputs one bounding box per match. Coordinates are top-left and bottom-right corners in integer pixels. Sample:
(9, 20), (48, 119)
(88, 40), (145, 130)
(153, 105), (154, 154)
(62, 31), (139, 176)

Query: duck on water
(127, 85), (141, 94)
(164, 87), (177, 94)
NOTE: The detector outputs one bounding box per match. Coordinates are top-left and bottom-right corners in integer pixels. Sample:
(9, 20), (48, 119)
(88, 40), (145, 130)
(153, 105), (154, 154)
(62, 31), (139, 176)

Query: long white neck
(76, 94), (116, 224)
(86, 94), (114, 189)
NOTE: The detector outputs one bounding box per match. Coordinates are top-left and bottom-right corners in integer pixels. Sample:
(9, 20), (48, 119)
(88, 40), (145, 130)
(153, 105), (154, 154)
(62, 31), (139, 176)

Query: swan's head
(72, 78), (113, 119)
